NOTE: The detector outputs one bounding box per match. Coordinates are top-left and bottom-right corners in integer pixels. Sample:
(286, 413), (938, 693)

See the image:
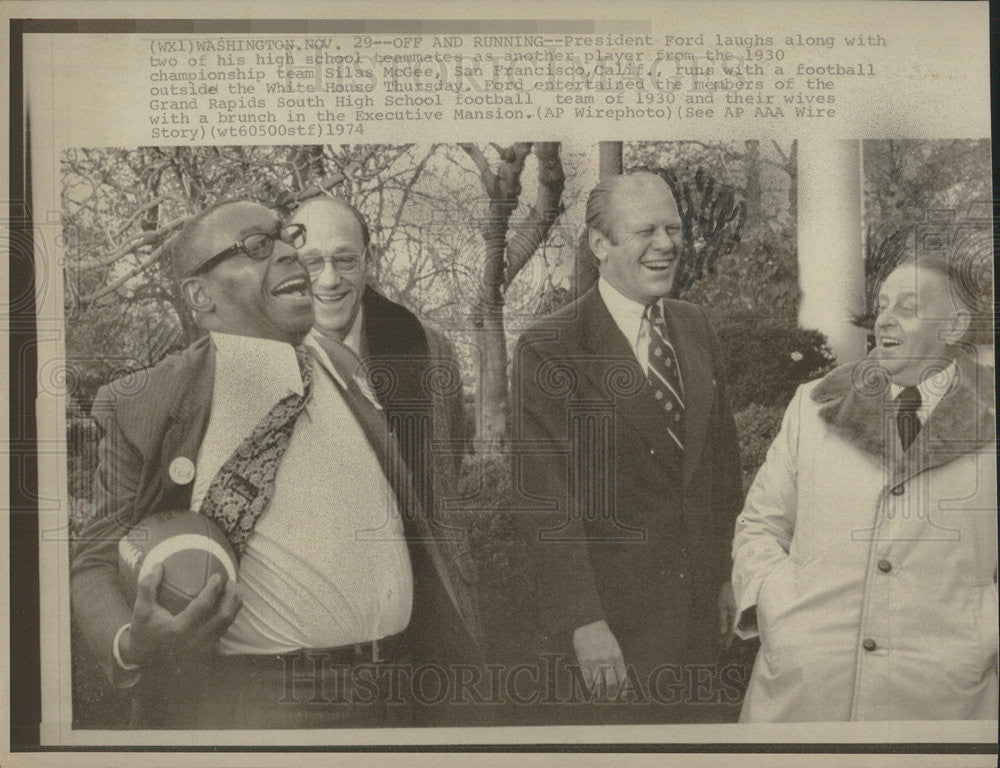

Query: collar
(598, 277), (658, 356)
(812, 353), (995, 475)
(343, 306), (364, 358)
(310, 306), (364, 359)
(209, 330), (303, 398)
(889, 361), (956, 424)
(304, 328), (383, 409)
(305, 328), (349, 390)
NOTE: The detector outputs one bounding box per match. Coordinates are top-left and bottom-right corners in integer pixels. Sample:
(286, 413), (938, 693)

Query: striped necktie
(645, 302), (685, 452)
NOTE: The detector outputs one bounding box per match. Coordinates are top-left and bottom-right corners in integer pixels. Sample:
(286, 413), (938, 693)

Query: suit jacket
(358, 287), (483, 653)
(512, 286), (742, 677)
(70, 325), (478, 699)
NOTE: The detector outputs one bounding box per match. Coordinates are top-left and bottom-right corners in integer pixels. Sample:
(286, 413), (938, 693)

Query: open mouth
(879, 336), (902, 349)
(314, 291), (351, 305)
(271, 276), (309, 298)
(640, 259), (675, 272)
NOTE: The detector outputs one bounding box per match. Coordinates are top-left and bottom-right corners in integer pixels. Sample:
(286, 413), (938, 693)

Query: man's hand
(573, 619), (627, 698)
(718, 581), (737, 647)
(119, 562), (242, 667)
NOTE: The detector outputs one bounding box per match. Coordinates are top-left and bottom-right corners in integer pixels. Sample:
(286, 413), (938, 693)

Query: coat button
(862, 638), (877, 652)
(877, 559), (892, 573)
(890, 484), (905, 496)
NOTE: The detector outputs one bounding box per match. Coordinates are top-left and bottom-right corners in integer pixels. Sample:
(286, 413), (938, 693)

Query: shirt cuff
(734, 605), (758, 639)
(112, 623), (142, 688)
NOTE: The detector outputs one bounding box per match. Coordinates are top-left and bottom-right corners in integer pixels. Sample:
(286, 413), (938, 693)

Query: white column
(797, 139), (867, 364)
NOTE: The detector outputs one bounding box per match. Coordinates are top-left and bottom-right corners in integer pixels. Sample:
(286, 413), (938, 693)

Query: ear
(180, 276), (215, 314)
(588, 228), (610, 263)
(941, 308), (972, 345)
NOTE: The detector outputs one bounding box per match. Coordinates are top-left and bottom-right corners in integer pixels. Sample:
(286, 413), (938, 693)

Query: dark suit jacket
(512, 286), (742, 678)
(70, 324), (479, 715)
(358, 287), (483, 655)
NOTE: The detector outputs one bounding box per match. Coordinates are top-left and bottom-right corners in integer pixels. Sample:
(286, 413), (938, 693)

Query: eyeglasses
(299, 252), (365, 277)
(188, 222), (307, 276)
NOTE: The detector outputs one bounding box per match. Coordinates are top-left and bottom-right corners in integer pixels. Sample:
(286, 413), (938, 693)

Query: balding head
(291, 196), (370, 341)
(293, 197), (370, 250)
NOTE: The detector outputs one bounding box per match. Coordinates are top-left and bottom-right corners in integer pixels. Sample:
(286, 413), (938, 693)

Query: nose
(651, 226), (676, 253)
(313, 259), (342, 288)
(874, 308), (895, 333)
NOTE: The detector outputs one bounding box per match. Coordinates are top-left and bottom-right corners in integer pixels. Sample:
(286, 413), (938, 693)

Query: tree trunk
(459, 143), (566, 451)
(460, 143), (532, 451)
(743, 140), (763, 236)
(600, 141), (623, 177)
(572, 142), (621, 298)
(786, 140), (798, 223)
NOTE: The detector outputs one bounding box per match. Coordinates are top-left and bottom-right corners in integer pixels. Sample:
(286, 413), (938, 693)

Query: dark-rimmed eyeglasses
(188, 222), (307, 277)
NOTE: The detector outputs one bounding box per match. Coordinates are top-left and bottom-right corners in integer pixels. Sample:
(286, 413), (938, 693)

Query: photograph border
(6, 5), (998, 759)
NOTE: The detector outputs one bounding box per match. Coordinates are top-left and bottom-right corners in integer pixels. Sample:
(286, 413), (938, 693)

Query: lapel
(135, 337), (215, 518)
(311, 339), (471, 629)
(813, 354), (996, 488)
(661, 300), (715, 487)
(360, 287), (431, 404)
(575, 287), (680, 470)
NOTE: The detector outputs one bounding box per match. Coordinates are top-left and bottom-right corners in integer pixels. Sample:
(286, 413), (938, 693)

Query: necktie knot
(896, 385), (921, 412)
(645, 301), (665, 326)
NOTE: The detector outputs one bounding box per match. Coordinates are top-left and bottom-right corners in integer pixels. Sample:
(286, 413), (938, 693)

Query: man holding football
(70, 199), (478, 728)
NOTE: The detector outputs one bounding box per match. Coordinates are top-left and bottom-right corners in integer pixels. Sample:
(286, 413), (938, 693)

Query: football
(118, 510), (238, 615)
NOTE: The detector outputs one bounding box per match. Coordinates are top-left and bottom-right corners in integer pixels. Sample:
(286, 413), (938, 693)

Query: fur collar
(811, 354), (995, 479)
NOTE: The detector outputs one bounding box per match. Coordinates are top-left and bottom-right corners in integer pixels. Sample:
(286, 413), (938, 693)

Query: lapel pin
(168, 456), (196, 485)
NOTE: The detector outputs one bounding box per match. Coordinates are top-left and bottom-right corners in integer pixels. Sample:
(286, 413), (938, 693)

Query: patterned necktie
(198, 346), (313, 557)
(645, 302), (684, 451)
(895, 385), (922, 451)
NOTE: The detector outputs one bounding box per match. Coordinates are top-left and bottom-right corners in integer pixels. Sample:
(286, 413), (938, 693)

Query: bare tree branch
(504, 142), (565, 288)
(79, 216), (187, 269)
(459, 143), (493, 182)
(382, 145), (439, 249)
(79, 236), (175, 304)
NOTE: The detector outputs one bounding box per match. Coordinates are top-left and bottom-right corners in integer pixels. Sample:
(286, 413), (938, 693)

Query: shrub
(456, 453), (540, 663)
(734, 404), (786, 494)
(715, 313), (835, 412)
(683, 227), (800, 319)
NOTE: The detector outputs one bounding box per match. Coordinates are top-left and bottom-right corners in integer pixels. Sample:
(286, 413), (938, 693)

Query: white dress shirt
(889, 361), (956, 425)
(195, 332), (413, 654)
(598, 277), (662, 373)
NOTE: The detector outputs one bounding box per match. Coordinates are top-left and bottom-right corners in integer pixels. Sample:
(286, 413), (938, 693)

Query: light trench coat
(732, 355), (997, 722)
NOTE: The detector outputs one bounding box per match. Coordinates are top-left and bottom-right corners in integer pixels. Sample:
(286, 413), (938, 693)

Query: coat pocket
(756, 557), (796, 653)
(940, 582), (999, 692)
